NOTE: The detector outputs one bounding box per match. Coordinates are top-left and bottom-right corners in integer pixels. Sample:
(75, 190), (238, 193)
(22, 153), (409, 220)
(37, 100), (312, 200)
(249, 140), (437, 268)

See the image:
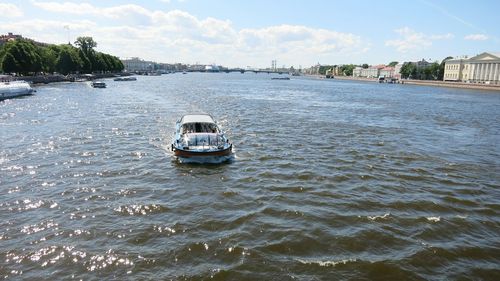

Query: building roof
(447, 52), (500, 63)
(180, 114), (215, 124)
(368, 64), (386, 69)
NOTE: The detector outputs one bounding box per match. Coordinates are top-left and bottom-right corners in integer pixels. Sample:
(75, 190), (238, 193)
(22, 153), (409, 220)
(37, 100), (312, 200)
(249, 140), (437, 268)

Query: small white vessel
(91, 81), (106, 88)
(171, 114), (232, 160)
(0, 81), (35, 101)
(114, 77), (137, 81)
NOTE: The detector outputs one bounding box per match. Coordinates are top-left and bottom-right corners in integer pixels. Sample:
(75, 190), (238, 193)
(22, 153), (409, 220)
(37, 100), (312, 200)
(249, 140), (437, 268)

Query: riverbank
(308, 74), (500, 92)
(0, 73), (132, 84)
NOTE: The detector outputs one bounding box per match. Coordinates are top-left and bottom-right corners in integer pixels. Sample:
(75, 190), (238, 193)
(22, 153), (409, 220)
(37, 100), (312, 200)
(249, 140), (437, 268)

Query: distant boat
(182, 71), (187, 74)
(0, 81), (35, 101)
(171, 114), (232, 160)
(271, 77), (290, 80)
(91, 81), (106, 88)
(114, 77), (137, 81)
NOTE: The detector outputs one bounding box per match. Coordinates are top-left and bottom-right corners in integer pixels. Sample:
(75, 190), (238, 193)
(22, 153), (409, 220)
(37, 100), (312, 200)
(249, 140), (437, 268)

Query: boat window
(182, 123), (218, 134)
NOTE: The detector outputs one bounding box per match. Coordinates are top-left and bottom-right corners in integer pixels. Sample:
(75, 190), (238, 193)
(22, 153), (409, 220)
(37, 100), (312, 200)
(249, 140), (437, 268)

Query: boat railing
(182, 133), (225, 148)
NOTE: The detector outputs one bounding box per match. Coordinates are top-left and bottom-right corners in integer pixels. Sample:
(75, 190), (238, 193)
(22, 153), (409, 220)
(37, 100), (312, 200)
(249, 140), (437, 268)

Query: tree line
(399, 57), (452, 80)
(0, 36), (124, 75)
(319, 64), (356, 76)
(318, 59), (451, 80)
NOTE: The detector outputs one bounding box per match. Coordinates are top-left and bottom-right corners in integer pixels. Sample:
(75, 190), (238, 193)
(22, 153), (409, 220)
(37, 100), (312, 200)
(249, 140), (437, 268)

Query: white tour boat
(0, 81), (35, 101)
(91, 81), (106, 88)
(171, 114), (232, 159)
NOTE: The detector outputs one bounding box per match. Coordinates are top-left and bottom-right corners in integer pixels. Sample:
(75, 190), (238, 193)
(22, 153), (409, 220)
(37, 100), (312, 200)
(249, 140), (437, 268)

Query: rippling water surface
(1, 74), (499, 280)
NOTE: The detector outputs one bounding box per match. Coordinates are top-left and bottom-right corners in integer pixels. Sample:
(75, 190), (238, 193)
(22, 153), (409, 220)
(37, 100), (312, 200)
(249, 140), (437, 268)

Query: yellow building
(443, 59), (465, 81)
(444, 52), (500, 84)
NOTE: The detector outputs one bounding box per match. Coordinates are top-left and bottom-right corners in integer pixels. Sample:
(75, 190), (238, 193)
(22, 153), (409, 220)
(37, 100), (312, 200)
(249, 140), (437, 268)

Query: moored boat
(0, 81), (35, 101)
(114, 77), (137, 81)
(91, 81), (106, 88)
(171, 114), (232, 160)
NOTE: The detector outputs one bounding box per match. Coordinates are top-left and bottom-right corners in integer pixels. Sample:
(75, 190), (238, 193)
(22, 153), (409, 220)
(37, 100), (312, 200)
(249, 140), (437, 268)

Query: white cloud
(430, 33), (454, 40)
(385, 27), (431, 53)
(0, 19), (97, 44)
(31, 1), (151, 19)
(0, 3), (23, 18)
(464, 34), (488, 41)
(31, 1), (96, 15)
(238, 25), (363, 55)
(8, 2), (368, 67)
(385, 27), (453, 53)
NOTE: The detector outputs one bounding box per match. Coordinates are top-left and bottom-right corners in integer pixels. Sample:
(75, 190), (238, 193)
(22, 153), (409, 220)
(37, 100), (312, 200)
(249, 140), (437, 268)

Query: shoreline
(1, 73), (130, 84)
(3, 73), (500, 92)
(307, 74), (500, 92)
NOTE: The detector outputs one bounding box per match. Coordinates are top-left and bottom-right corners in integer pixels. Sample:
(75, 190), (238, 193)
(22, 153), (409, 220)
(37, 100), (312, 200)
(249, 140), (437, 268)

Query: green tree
(111, 56), (124, 72)
(78, 49), (92, 73)
(318, 65), (334, 75)
(361, 63), (369, 69)
(438, 56), (453, 80)
(427, 62), (440, 80)
(74, 36), (97, 55)
(340, 64), (355, 76)
(400, 62), (416, 79)
(0, 39), (42, 75)
(56, 46), (83, 75)
(92, 52), (105, 72)
(1, 53), (18, 73)
(74, 36), (98, 73)
(388, 61), (398, 67)
(38, 46), (57, 73)
(1, 35), (122, 75)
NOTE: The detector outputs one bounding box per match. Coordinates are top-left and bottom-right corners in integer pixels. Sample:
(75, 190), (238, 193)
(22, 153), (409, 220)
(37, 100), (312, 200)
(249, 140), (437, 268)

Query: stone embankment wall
(310, 75), (500, 92)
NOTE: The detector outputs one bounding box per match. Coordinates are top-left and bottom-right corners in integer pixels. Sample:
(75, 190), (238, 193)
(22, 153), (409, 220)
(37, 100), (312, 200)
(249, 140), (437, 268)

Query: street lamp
(64, 25), (70, 44)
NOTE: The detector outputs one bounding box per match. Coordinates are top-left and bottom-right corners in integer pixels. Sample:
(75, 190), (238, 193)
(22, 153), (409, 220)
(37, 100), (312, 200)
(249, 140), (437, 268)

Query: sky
(1, 0), (499, 68)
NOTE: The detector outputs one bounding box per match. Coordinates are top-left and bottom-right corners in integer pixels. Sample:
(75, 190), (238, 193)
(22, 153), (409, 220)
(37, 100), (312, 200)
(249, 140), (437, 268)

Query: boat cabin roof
(180, 114), (215, 125)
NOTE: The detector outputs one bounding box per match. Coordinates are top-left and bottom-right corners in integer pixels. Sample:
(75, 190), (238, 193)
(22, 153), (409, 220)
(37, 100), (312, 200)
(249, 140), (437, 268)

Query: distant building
(414, 59), (431, 69)
(204, 65), (219, 72)
(188, 64), (205, 71)
(331, 65), (341, 76)
(352, 66), (363, 77)
(379, 66), (395, 78)
(443, 58), (465, 81)
(121, 57), (155, 72)
(303, 63), (321, 75)
(0, 32), (48, 47)
(393, 64), (403, 80)
(359, 65), (385, 78)
(0, 32), (22, 46)
(443, 52), (500, 84)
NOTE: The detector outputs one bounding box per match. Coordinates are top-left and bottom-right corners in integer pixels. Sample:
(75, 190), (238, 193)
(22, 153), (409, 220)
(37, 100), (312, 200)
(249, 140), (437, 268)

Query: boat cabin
(179, 114), (219, 134)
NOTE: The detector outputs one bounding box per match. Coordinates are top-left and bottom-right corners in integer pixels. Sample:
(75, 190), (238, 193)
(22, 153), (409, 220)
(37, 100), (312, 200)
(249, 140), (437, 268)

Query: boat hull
(173, 145), (232, 158)
(0, 91), (33, 101)
(1, 82), (34, 101)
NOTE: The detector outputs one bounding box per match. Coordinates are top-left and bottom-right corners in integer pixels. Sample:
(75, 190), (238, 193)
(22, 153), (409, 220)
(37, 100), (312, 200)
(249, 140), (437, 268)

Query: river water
(1, 73), (499, 280)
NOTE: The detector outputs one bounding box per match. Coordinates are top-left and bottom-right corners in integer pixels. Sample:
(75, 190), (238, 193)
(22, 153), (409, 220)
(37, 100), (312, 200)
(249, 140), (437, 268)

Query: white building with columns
(121, 57), (155, 72)
(444, 52), (500, 84)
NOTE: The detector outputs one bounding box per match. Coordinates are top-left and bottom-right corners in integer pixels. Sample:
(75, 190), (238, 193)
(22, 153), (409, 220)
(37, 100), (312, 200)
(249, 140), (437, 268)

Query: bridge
(224, 69), (286, 74)
(183, 69), (286, 74)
